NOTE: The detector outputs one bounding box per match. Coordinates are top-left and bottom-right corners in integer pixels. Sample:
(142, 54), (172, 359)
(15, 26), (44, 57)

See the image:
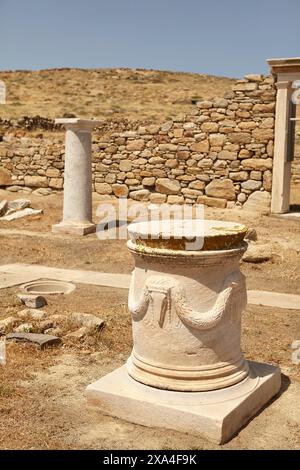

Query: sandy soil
(0, 190), (299, 450)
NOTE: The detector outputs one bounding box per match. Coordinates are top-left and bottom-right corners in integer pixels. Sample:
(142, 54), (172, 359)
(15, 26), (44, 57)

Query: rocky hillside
(0, 68), (235, 123)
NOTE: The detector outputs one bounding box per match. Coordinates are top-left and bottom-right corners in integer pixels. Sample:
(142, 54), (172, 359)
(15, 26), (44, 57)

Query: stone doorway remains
(268, 57), (300, 218)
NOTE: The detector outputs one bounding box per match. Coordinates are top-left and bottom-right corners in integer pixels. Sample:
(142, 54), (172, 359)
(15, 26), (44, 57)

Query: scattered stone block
(17, 309), (46, 321)
(17, 294), (47, 309)
(243, 191), (271, 214)
(245, 228), (258, 241)
(0, 317), (19, 335)
(0, 199), (8, 216)
(242, 243), (272, 263)
(7, 198), (31, 212)
(32, 188), (52, 196)
(14, 323), (34, 333)
(70, 312), (105, 330)
(44, 327), (63, 337)
(39, 320), (55, 332)
(7, 186), (22, 192)
(1, 208), (42, 221)
(6, 332), (62, 349)
(66, 327), (88, 340)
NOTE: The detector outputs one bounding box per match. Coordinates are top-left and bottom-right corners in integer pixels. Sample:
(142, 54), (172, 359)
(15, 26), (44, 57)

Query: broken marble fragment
(1, 208), (42, 221)
(17, 294), (47, 309)
(6, 332), (62, 349)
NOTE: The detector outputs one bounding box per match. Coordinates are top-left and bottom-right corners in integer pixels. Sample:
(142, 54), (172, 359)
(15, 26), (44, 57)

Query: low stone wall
(0, 74), (276, 210)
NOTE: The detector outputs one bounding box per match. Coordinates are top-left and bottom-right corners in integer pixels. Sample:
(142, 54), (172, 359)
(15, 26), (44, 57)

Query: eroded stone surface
(243, 190), (271, 213)
(242, 242), (272, 263)
(127, 219), (247, 251)
(7, 199), (31, 212)
(17, 309), (47, 321)
(6, 332), (62, 348)
(0, 317), (18, 335)
(17, 294), (47, 308)
(70, 312), (104, 330)
(205, 179), (236, 201)
(1, 208), (42, 221)
(0, 200), (8, 216)
(14, 323), (34, 333)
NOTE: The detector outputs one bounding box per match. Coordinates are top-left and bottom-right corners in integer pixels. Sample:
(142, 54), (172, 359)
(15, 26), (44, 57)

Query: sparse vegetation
(0, 68), (235, 122)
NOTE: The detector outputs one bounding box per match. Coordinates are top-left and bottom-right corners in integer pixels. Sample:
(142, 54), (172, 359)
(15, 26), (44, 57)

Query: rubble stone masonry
(0, 74), (276, 210)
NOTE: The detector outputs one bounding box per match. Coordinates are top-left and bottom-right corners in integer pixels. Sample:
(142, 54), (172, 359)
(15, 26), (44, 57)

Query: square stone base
(52, 221), (96, 236)
(85, 361), (281, 444)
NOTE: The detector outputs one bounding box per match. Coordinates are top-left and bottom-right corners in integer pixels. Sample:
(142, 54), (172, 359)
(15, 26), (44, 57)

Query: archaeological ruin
(0, 58), (299, 219)
(86, 219), (281, 443)
(0, 58), (299, 450)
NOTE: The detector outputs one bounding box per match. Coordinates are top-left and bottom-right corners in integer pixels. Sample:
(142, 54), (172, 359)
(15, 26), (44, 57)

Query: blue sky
(0, 0), (299, 78)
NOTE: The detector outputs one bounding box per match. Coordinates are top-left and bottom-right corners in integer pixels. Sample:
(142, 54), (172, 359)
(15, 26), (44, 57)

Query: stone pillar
(271, 81), (293, 214)
(0, 80), (6, 104)
(52, 118), (101, 235)
(86, 220), (281, 444)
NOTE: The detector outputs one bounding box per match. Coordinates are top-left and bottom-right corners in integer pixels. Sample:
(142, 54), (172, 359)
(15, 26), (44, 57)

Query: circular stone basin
(21, 279), (76, 295)
(128, 219), (247, 251)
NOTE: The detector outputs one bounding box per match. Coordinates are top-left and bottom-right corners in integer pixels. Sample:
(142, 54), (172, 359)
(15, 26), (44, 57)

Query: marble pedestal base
(86, 361), (281, 444)
(52, 221), (96, 236)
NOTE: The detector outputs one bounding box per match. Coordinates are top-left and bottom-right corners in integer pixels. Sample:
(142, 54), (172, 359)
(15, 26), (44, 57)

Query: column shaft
(52, 118), (101, 235)
(271, 82), (292, 213)
(63, 129), (92, 223)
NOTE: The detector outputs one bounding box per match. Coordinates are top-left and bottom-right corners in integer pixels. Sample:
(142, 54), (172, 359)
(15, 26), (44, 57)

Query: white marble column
(271, 81), (293, 214)
(52, 118), (101, 235)
(0, 80), (6, 104)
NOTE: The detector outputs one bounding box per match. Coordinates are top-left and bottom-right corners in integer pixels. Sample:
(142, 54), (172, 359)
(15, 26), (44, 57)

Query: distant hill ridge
(0, 68), (235, 123)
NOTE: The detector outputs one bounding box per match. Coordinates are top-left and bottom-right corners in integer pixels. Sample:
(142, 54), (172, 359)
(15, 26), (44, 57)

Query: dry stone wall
(0, 74), (276, 210)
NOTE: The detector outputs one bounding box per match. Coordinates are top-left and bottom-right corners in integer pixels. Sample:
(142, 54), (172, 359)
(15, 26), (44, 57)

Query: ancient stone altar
(52, 118), (101, 235)
(86, 219), (281, 443)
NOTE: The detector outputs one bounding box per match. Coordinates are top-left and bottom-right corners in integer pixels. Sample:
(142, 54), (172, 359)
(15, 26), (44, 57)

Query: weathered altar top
(128, 219), (247, 252)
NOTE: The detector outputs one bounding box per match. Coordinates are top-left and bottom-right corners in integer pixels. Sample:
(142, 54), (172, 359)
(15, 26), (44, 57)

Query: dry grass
(0, 68), (235, 122)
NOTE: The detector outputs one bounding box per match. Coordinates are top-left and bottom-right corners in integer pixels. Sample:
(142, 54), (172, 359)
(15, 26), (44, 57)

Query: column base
(52, 221), (96, 236)
(85, 361), (281, 444)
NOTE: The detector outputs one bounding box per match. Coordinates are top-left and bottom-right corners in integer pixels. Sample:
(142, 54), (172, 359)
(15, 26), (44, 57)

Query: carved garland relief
(128, 271), (246, 331)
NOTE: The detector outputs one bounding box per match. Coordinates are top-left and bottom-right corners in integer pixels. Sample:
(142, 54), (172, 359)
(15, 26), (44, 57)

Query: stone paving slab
(0, 271), (46, 289)
(271, 212), (300, 221)
(0, 263), (131, 290)
(0, 263), (299, 310)
(247, 290), (300, 310)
